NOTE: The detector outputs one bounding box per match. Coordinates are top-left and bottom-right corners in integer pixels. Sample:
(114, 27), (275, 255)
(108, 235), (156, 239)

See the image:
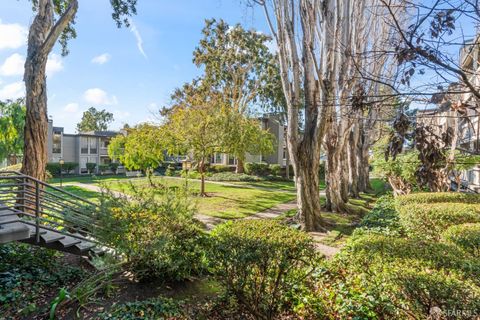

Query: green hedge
(46, 162), (78, 176)
(269, 164), (281, 176)
(443, 223), (480, 257)
(358, 195), (403, 236)
(210, 220), (318, 319)
(316, 234), (480, 319)
(245, 162), (270, 176)
(209, 164), (232, 173)
(397, 203), (480, 241)
(396, 192), (480, 206)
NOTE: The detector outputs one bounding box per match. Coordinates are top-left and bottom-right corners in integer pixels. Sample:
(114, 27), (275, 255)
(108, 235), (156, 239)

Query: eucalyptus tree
(77, 107), (114, 132)
(22, 0), (138, 181)
(193, 19), (282, 173)
(251, 0), (399, 229)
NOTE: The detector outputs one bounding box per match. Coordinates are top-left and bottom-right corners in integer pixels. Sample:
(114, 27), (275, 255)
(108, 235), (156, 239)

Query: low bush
(165, 165), (176, 176)
(46, 162), (61, 176)
(316, 234), (480, 319)
(109, 162), (119, 174)
(207, 172), (262, 182)
(443, 223), (480, 256)
(397, 203), (480, 241)
(98, 164), (109, 174)
(98, 297), (184, 319)
(86, 162), (97, 174)
(63, 162), (78, 174)
(245, 162), (270, 176)
(269, 164), (281, 176)
(97, 186), (208, 282)
(209, 164), (233, 173)
(396, 192), (480, 206)
(357, 194), (403, 236)
(210, 220), (319, 319)
(0, 244), (85, 318)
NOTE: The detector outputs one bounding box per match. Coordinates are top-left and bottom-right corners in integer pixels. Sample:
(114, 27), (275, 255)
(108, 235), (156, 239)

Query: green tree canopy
(0, 99), (26, 164)
(108, 124), (164, 186)
(76, 107), (114, 132)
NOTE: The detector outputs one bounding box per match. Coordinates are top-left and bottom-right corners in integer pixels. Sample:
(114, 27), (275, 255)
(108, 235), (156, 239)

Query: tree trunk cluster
(259, 0), (399, 229)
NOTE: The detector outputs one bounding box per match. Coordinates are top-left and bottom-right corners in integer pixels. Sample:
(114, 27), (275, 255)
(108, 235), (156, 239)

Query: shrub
(207, 172), (262, 182)
(165, 165), (176, 176)
(46, 163), (61, 176)
(244, 162), (270, 176)
(210, 220), (319, 319)
(397, 203), (480, 241)
(109, 162), (119, 174)
(97, 186), (208, 281)
(396, 192), (480, 206)
(316, 234), (480, 319)
(98, 164), (109, 174)
(358, 195), (403, 236)
(86, 162), (97, 174)
(63, 162), (78, 174)
(209, 164), (232, 173)
(443, 223), (480, 256)
(269, 164), (281, 176)
(98, 297), (183, 319)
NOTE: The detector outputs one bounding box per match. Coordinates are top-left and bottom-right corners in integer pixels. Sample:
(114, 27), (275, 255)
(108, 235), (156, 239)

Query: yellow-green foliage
(210, 220), (319, 319)
(317, 234), (480, 319)
(397, 203), (480, 241)
(443, 223), (480, 257)
(396, 192), (480, 206)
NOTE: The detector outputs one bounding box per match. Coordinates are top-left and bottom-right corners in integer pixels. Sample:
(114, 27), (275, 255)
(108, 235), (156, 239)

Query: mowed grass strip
(103, 177), (296, 219)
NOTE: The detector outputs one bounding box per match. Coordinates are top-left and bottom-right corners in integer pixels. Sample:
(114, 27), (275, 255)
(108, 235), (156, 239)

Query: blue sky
(0, 0), (270, 132)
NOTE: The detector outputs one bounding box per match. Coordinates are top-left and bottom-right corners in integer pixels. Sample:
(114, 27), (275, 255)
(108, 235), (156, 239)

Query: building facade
(47, 120), (121, 174)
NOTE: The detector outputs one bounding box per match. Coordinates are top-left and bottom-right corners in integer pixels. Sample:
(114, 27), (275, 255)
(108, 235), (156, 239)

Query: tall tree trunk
(348, 129), (360, 198)
(285, 147), (290, 179)
(21, 0), (78, 181)
(199, 158), (206, 196)
(236, 157), (244, 174)
(293, 148), (324, 231)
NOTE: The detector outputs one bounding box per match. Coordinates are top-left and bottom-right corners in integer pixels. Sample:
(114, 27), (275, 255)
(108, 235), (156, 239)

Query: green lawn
(48, 174), (134, 185)
(102, 176), (296, 219)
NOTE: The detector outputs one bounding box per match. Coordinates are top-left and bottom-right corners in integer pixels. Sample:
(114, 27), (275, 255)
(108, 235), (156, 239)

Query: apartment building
(208, 114), (287, 168)
(47, 120), (121, 174)
(418, 35), (480, 190)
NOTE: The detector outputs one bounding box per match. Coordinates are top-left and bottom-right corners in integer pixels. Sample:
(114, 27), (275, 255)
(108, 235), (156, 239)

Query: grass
(103, 176), (296, 219)
(60, 185), (102, 203)
(48, 174), (133, 185)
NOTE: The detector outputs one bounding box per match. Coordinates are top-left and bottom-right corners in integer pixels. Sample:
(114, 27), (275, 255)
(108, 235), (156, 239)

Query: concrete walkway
(64, 182), (341, 258)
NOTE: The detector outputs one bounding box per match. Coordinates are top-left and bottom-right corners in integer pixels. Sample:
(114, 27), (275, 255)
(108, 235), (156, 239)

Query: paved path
(64, 182), (340, 258)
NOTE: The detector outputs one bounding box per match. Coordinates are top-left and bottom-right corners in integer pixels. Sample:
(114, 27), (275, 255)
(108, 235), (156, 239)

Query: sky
(0, 0), (270, 133)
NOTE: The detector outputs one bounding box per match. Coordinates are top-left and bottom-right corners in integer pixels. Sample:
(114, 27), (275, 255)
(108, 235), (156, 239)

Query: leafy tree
(219, 108), (274, 170)
(163, 95), (224, 196)
(76, 107), (114, 132)
(22, 0), (138, 181)
(192, 19), (281, 172)
(0, 99), (26, 165)
(372, 136), (420, 196)
(448, 152), (480, 192)
(108, 124), (165, 186)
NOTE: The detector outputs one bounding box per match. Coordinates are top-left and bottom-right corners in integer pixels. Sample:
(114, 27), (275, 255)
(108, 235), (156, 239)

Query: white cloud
(114, 109), (131, 120)
(0, 20), (27, 50)
(0, 53), (24, 76)
(0, 81), (24, 100)
(46, 54), (64, 77)
(83, 88), (118, 106)
(265, 40), (278, 54)
(63, 102), (79, 113)
(0, 53), (63, 78)
(129, 20), (147, 58)
(91, 53), (111, 65)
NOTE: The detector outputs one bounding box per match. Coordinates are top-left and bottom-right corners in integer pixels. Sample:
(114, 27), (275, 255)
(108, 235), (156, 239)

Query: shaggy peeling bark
(22, 0), (78, 181)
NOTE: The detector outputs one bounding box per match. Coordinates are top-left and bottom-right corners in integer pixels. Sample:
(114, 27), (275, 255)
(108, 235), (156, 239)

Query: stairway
(0, 171), (104, 257)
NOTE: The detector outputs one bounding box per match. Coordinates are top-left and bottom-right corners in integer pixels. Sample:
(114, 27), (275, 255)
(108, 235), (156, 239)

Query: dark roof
(77, 131), (119, 137)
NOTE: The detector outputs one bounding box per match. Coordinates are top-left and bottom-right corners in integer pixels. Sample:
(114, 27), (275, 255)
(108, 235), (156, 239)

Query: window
(80, 137), (89, 154)
(283, 148), (287, 160)
(89, 138), (98, 154)
(52, 131), (61, 154)
(228, 155), (236, 165)
(215, 153), (222, 164)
